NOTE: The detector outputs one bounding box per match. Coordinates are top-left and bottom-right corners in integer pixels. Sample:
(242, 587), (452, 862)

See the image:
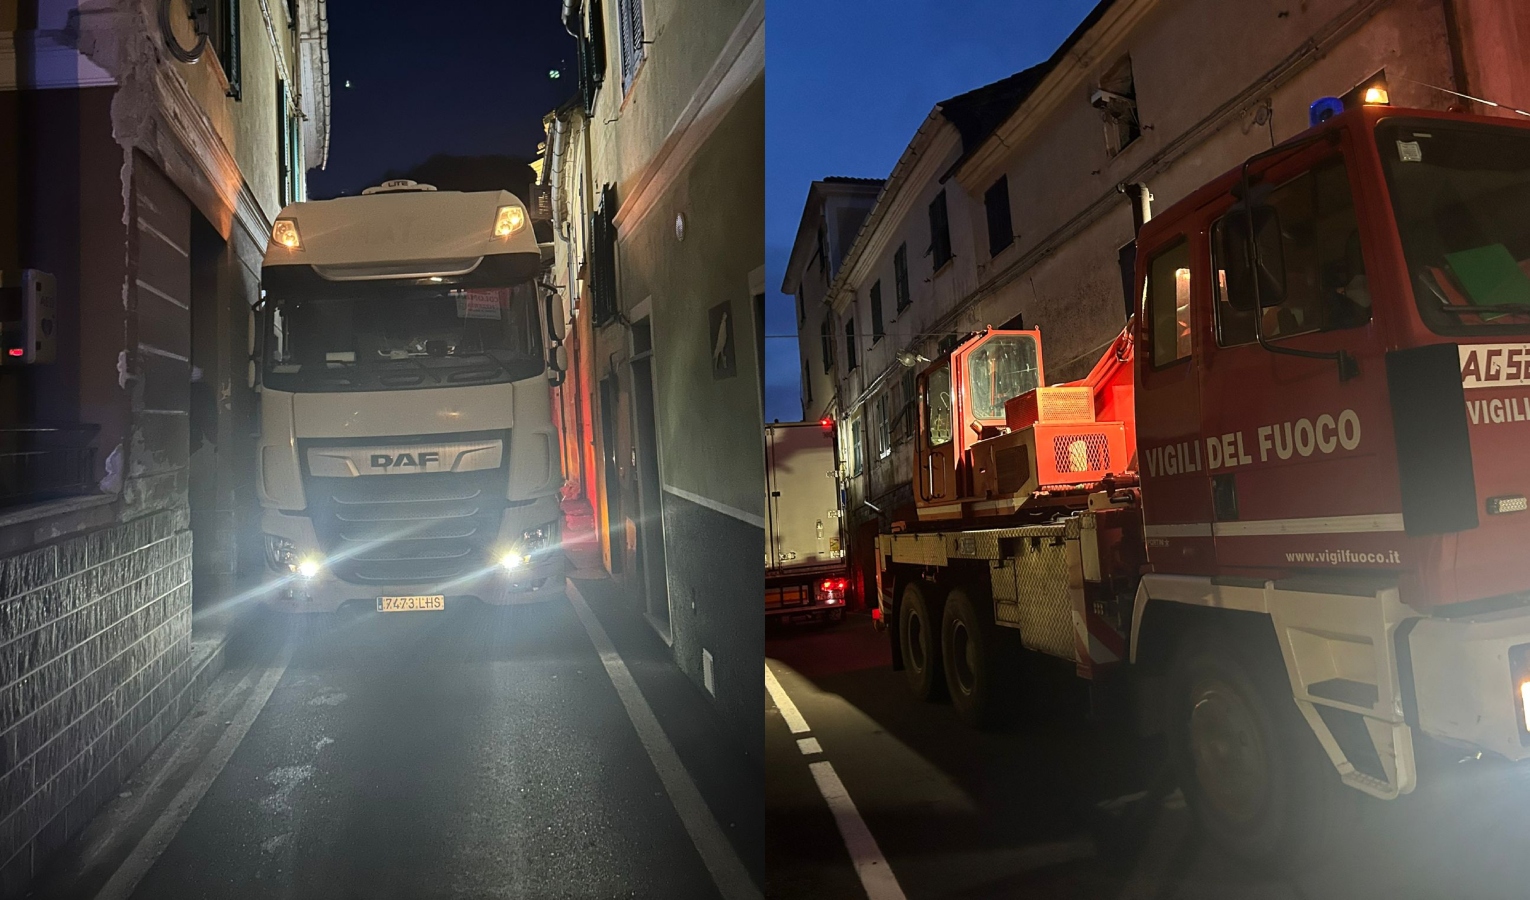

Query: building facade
(549, 0), (764, 754)
(0, 0), (327, 891)
(781, 177), (880, 423)
(805, 0), (1530, 604)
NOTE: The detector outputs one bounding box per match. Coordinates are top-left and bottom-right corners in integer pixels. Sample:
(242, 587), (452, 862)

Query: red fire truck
(873, 100), (1530, 862)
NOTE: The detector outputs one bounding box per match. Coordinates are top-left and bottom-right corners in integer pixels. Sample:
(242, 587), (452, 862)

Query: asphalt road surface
(766, 612), (1530, 900)
(33, 579), (762, 900)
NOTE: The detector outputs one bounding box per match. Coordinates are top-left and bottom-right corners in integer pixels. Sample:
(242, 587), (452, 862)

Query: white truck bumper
(1409, 604), (1530, 763)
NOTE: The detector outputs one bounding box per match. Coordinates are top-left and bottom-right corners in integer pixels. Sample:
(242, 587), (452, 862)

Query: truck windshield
(1379, 119), (1530, 334)
(262, 280), (545, 392)
(967, 335), (1041, 420)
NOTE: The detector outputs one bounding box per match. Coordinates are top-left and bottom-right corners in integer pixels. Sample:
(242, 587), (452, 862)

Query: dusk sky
(308, 0), (576, 198)
(764, 0), (1102, 423)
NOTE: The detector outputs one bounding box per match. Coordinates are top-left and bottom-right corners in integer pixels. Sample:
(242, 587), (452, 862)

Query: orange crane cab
(873, 98), (1530, 865)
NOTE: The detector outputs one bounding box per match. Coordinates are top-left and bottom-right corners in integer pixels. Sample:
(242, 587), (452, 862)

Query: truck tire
(940, 589), (1010, 729)
(899, 581), (945, 700)
(1167, 627), (1345, 867)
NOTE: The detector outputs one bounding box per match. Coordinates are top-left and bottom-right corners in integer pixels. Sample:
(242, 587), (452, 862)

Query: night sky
(764, 0), (1102, 423)
(307, 0), (577, 199)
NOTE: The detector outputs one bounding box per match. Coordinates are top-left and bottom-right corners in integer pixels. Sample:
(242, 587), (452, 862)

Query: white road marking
(769, 663), (909, 900)
(764, 665), (810, 734)
(809, 761), (909, 900)
(94, 647), (291, 900)
(567, 581), (762, 900)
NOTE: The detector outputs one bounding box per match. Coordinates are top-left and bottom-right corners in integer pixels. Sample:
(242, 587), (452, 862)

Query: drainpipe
(1119, 182), (1153, 235)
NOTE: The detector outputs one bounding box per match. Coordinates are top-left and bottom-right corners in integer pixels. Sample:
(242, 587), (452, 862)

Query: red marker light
(7, 349), (22, 357)
(819, 416), (833, 429)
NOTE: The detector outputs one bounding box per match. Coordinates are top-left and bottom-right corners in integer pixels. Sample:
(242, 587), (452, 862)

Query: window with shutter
(894, 244), (910, 311)
(845, 319), (858, 371)
(616, 0), (645, 94)
(870, 281), (884, 343)
(579, 0), (608, 114)
(820, 319), (834, 373)
(590, 184), (620, 326)
(985, 175), (1014, 258)
(801, 359), (812, 407)
(211, 0), (242, 100)
(929, 191), (952, 269)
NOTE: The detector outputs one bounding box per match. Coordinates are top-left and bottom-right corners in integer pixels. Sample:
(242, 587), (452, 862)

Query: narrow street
(765, 614), (1530, 900)
(29, 579), (763, 900)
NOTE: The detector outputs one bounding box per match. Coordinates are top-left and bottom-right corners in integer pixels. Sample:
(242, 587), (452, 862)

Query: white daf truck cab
(255, 180), (567, 613)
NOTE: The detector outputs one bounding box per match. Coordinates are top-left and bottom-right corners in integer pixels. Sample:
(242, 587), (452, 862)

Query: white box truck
(765, 421), (848, 624)
(255, 180), (567, 613)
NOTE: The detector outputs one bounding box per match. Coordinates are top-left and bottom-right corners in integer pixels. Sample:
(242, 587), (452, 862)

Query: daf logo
(369, 451), (441, 470)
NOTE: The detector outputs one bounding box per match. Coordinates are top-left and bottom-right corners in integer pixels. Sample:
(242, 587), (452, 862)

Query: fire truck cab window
(967, 335), (1040, 420)
(925, 364), (953, 445)
(1379, 120), (1530, 334)
(1147, 239), (1193, 367)
(1212, 156), (1370, 347)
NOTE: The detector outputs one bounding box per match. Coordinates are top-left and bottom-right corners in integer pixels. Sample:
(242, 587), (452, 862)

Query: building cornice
(611, 0), (763, 233)
(0, 29), (118, 91)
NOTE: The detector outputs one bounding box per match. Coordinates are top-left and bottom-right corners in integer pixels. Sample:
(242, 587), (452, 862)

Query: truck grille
(305, 469), (509, 585)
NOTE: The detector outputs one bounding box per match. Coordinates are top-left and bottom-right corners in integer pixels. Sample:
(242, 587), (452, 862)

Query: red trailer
(874, 100), (1530, 862)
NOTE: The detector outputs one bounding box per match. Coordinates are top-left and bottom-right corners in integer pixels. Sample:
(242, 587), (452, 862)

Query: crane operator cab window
(967, 335), (1041, 420)
(925, 364), (953, 445)
(1211, 155), (1371, 346)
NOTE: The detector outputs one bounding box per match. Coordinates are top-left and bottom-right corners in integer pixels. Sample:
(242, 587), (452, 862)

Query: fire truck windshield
(262, 278), (545, 392)
(968, 334), (1041, 420)
(1379, 119), (1530, 334)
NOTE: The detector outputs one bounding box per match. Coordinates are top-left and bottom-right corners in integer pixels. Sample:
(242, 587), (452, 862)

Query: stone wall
(0, 509), (195, 895)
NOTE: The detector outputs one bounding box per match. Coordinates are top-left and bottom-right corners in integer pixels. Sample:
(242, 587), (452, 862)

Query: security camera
(1090, 89), (1132, 111)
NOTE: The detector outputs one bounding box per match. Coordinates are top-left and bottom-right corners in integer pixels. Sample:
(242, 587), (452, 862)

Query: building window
(984, 175), (1013, 258)
(869, 281), (884, 343)
(578, 0), (608, 114)
(894, 243), (910, 312)
(851, 413), (865, 476)
(616, 0), (645, 94)
(802, 358), (812, 408)
(817, 225), (828, 278)
(285, 0), (297, 26)
(796, 288), (805, 326)
(819, 318), (834, 373)
(590, 184), (619, 326)
(875, 393), (891, 459)
(211, 0), (242, 99)
(1097, 55), (1141, 156)
(893, 368), (917, 444)
(929, 190), (952, 270)
(276, 79), (302, 205)
(845, 318), (858, 371)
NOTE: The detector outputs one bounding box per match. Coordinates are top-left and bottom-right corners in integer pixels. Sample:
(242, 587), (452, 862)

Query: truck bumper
(1409, 604), (1530, 762)
(263, 553), (567, 613)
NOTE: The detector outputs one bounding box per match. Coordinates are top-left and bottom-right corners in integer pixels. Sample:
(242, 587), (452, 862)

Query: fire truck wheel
(941, 589), (1008, 729)
(899, 581), (945, 701)
(1168, 629), (1343, 867)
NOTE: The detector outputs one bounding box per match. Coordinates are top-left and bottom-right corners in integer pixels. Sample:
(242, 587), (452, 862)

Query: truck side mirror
(545, 290), (568, 343)
(1217, 206), (1286, 311)
(547, 344), (568, 383)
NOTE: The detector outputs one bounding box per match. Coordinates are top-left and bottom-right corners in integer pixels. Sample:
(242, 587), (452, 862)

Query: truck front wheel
(941, 589), (1010, 728)
(1168, 628), (1344, 866)
(899, 581), (945, 700)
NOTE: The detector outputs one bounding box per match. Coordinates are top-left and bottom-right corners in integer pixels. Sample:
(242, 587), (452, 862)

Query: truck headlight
(272, 218), (302, 250)
(493, 205), (526, 238)
(1509, 643), (1530, 742)
(264, 535), (323, 577)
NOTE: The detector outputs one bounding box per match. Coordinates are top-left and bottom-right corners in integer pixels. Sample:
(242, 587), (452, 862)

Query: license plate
(376, 595), (445, 612)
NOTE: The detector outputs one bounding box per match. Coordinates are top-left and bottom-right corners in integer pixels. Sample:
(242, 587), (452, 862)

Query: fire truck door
(1136, 232), (1216, 574)
(918, 362), (958, 509)
(1199, 154), (1394, 570)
